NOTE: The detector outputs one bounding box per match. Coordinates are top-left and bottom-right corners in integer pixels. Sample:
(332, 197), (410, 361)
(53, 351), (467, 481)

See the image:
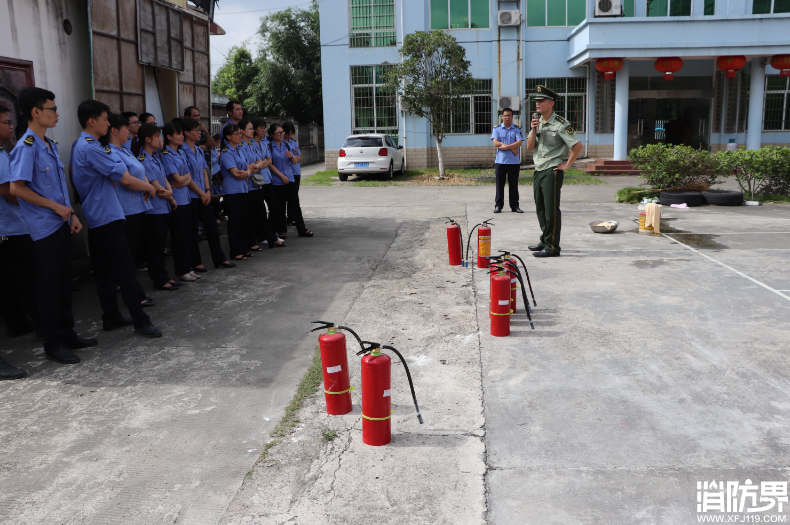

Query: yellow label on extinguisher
(479, 235), (491, 258)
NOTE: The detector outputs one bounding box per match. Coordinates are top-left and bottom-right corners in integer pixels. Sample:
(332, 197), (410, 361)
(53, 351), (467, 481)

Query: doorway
(628, 98), (711, 152)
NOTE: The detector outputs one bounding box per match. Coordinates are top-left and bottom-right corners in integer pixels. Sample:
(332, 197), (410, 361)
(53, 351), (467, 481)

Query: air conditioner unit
(497, 10), (521, 26)
(499, 96), (521, 112)
(399, 97), (413, 113)
(594, 0), (623, 17)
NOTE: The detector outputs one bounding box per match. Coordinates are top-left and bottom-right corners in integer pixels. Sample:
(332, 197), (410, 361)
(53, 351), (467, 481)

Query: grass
(617, 186), (651, 204)
(303, 168), (607, 187)
(321, 429), (338, 442)
(750, 193), (790, 204)
(251, 345), (323, 471)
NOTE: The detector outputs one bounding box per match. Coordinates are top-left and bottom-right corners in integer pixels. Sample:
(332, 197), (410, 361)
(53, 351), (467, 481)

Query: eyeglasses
(274, 131), (285, 135)
(129, 120), (141, 126)
(0, 119), (12, 126)
(37, 106), (58, 113)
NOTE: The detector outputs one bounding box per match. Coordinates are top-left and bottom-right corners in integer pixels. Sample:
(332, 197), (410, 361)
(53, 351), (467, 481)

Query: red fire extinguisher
(446, 218), (463, 266)
(311, 321), (366, 415)
(489, 262), (536, 331)
(503, 256), (519, 313)
(489, 268), (512, 337)
(357, 341), (423, 446)
(465, 219), (494, 269)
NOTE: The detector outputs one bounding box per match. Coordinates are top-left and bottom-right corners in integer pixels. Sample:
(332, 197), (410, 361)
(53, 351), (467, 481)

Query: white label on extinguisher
(498, 299), (510, 305)
(326, 365), (342, 374)
(511, 278), (517, 283)
(383, 389), (391, 397)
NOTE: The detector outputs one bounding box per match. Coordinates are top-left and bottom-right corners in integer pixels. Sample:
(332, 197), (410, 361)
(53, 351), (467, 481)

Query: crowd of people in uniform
(0, 89), (313, 380)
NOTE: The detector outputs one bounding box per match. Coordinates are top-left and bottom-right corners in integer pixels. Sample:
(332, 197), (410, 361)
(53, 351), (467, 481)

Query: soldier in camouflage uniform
(526, 85), (583, 258)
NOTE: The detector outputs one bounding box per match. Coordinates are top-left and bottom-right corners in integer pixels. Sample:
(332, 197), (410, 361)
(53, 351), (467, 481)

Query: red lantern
(654, 57), (684, 81)
(771, 55), (790, 78)
(716, 55), (747, 79)
(595, 58), (624, 80)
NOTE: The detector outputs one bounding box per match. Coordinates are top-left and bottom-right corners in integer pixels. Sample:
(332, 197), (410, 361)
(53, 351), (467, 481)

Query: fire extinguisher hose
(489, 267), (535, 330)
(465, 218), (494, 261)
(382, 345), (424, 425)
(508, 253), (537, 307)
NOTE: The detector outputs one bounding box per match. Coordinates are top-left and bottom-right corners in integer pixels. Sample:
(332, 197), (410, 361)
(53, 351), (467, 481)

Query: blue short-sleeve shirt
(71, 131), (128, 228)
(269, 140), (294, 185)
(288, 139), (302, 176)
(211, 148), (220, 176)
(182, 144), (208, 199)
(139, 150), (171, 215)
(123, 136), (133, 150)
(110, 144), (152, 216)
(161, 145), (191, 206)
(240, 140), (263, 191)
(9, 130), (71, 241)
(219, 144), (249, 195)
(253, 138), (272, 184)
(0, 146), (29, 237)
(491, 123), (524, 165)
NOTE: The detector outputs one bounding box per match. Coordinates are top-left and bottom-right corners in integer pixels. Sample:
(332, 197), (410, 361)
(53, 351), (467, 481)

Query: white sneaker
(178, 273), (197, 282)
(188, 271), (202, 280)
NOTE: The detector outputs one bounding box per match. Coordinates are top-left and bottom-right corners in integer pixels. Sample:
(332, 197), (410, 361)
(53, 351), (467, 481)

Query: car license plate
(355, 162), (369, 167)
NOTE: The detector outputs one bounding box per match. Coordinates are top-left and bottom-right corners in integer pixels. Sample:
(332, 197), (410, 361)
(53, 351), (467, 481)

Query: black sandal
(234, 255), (247, 261)
(298, 230), (314, 237)
(249, 245), (264, 252)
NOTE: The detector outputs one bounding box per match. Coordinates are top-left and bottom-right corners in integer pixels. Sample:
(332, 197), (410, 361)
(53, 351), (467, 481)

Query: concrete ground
(2, 172), (789, 524)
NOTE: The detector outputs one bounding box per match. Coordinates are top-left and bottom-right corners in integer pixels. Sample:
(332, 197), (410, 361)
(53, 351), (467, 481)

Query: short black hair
(282, 121), (296, 135)
(140, 112), (155, 124)
(0, 104), (10, 116)
(162, 120), (182, 147)
(184, 106), (199, 118)
(121, 111), (138, 120)
(100, 113), (130, 146)
(78, 99), (110, 128)
(251, 118), (267, 137)
(18, 87), (56, 121)
(181, 118), (200, 133)
(15, 118), (28, 141)
(501, 107), (514, 116)
(226, 100), (241, 113)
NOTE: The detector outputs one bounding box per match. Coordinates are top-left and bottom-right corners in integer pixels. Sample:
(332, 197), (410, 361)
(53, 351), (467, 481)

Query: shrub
(715, 146), (790, 200)
(629, 144), (720, 189)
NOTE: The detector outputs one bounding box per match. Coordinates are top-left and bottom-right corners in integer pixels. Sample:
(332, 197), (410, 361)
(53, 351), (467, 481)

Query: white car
(337, 134), (405, 181)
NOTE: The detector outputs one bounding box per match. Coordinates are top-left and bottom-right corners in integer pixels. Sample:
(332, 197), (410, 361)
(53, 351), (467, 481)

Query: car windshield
(343, 137), (383, 148)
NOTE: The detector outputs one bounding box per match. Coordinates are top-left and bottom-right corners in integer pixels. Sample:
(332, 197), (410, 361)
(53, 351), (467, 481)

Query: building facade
(319, 0), (790, 169)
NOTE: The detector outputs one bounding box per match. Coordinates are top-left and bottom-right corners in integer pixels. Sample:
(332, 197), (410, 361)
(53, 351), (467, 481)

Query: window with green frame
(527, 0), (586, 26)
(430, 0), (490, 29)
(753, 0), (790, 13)
(434, 79), (493, 134)
(646, 0), (692, 16)
(350, 0), (396, 48)
(525, 77), (587, 132)
(704, 0), (715, 15)
(764, 76), (790, 131)
(351, 65), (398, 138)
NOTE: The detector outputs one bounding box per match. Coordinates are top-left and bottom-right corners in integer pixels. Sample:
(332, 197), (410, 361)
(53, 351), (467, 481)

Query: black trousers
(191, 197), (227, 266)
(144, 213), (172, 287)
(284, 181), (307, 235)
(33, 223), (77, 349)
(494, 163), (521, 209)
(169, 201), (193, 276)
(123, 212), (148, 301)
(246, 189), (278, 246)
(223, 193), (248, 257)
(286, 175), (301, 221)
(89, 220), (150, 325)
(0, 233), (38, 331)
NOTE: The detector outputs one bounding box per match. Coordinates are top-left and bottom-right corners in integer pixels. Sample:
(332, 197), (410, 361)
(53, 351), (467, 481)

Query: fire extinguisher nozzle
(530, 322), (535, 330)
(417, 413), (424, 424)
(533, 300), (537, 307)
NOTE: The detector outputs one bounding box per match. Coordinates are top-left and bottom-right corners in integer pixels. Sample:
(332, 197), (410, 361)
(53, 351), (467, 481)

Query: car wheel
(398, 159), (405, 175)
(386, 162), (393, 180)
(659, 191), (704, 207)
(701, 190), (744, 206)
(338, 172), (348, 181)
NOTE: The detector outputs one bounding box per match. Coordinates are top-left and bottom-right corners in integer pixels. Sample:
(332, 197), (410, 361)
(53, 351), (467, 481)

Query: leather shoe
(65, 335), (98, 349)
(533, 250), (560, 258)
(141, 298), (156, 307)
(494, 206), (502, 213)
(511, 207), (524, 213)
(528, 244), (543, 251)
(46, 344), (81, 364)
(191, 266), (209, 273)
(103, 317), (133, 332)
(134, 320), (162, 338)
(0, 358), (27, 380)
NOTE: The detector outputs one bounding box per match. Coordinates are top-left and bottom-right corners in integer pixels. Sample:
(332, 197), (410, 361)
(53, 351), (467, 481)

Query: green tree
(212, 45), (258, 112)
(253, 1), (322, 123)
(383, 30), (473, 178)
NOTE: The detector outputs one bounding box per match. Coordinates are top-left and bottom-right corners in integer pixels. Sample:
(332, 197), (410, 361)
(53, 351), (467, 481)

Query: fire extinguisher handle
(357, 341), (381, 356)
(382, 345), (424, 425)
(337, 325), (366, 352)
(310, 320), (335, 332)
(509, 253), (538, 307)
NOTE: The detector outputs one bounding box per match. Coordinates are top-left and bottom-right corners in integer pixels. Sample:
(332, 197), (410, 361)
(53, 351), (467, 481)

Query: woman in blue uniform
(268, 123), (313, 238)
(237, 119), (264, 253)
(161, 121), (197, 282)
(134, 124), (179, 291)
(282, 121), (310, 236)
(251, 118), (283, 248)
(101, 113), (154, 306)
(219, 123), (252, 260)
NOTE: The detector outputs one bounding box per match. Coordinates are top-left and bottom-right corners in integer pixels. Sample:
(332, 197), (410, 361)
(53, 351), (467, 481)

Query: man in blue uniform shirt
(222, 100), (243, 133)
(71, 99), (162, 338)
(9, 88), (96, 365)
(491, 108), (524, 213)
(121, 111), (141, 150)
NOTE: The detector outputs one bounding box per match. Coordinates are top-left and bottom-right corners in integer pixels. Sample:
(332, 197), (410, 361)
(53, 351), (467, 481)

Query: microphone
(533, 113), (540, 139)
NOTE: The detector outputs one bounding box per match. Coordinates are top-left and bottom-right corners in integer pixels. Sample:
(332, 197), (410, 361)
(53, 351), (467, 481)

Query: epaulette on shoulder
(555, 116), (566, 123)
(104, 146), (112, 154)
(24, 136), (35, 146)
(162, 149), (170, 154)
(139, 154), (146, 161)
(85, 137), (94, 141)
(222, 147), (228, 152)
(49, 138), (58, 144)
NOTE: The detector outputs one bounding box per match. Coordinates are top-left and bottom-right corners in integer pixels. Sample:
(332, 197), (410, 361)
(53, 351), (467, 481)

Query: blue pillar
(613, 60), (630, 160)
(746, 58), (765, 150)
